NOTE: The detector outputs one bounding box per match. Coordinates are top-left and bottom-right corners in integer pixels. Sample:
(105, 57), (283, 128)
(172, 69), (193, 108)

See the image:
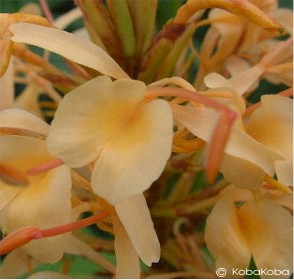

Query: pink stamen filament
(39, 0), (55, 23)
(147, 87), (237, 182)
(26, 158), (64, 175)
(0, 211), (110, 256)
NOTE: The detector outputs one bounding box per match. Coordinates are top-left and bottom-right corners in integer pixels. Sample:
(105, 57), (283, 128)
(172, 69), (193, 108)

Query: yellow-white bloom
(9, 23), (173, 272)
(173, 65), (291, 189)
(46, 76), (173, 205)
(0, 135), (72, 263)
(205, 185), (293, 278)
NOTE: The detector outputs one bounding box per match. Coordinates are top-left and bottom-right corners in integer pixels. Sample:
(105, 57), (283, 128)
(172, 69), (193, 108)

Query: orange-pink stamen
(26, 158), (64, 175)
(147, 87), (237, 182)
(0, 211), (110, 255)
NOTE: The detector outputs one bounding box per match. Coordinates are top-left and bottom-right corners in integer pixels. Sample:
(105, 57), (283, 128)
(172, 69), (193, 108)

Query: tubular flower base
(0, 0), (292, 278)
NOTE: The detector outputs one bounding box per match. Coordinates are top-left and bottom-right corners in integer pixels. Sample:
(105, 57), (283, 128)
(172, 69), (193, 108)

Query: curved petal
(237, 200), (293, 277)
(0, 136), (72, 263)
(148, 76), (196, 91)
(0, 108), (49, 135)
(275, 159), (293, 186)
(112, 215), (141, 278)
(204, 192), (252, 275)
(10, 23), (129, 80)
(204, 73), (233, 89)
(220, 154), (266, 190)
(47, 76), (148, 168)
(172, 104), (282, 175)
(246, 95), (293, 160)
(115, 194), (160, 266)
(3, 164), (72, 263)
(0, 59), (14, 110)
(0, 186), (20, 211)
(0, 249), (37, 278)
(0, 135), (53, 171)
(92, 98), (173, 204)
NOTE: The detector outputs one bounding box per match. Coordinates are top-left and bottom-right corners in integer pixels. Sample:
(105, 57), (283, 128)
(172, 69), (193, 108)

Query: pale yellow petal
(0, 136), (72, 263)
(273, 8), (293, 35)
(220, 154), (266, 190)
(0, 14), (13, 77)
(3, 164), (72, 263)
(205, 194), (252, 276)
(237, 200), (293, 278)
(204, 73), (233, 89)
(92, 98), (173, 204)
(172, 104), (282, 175)
(229, 64), (264, 95)
(246, 95), (293, 160)
(274, 159), (293, 186)
(0, 108), (49, 135)
(0, 59), (14, 110)
(0, 186), (20, 211)
(226, 56), (260, 94)
(226, 55), (251, 76)
(10, 23), (129, 80)
(148, 76), (196, 91)
(172, 104), (218, 141)
(226, 129), (282, 175)
(0, 249), (38, 278)
(115, 194), (160, 266)
(112, 215), (141, 278)
(47, 76), (148, 168)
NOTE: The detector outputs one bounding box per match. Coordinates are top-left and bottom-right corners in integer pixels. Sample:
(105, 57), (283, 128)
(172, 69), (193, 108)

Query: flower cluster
(0, 0), (292, 278)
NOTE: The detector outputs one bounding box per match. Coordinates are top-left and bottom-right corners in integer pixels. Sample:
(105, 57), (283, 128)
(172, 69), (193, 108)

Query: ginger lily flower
(46, 76), (173, 205)
(173, 57), (292, 190)
(205, 185), (293, 278)
(9, 23), (174, 272)
(246, 94), (293, 186)
(0, 135), (72, 263)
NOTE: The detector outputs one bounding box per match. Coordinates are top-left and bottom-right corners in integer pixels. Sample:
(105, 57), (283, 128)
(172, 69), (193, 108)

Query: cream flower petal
(229, 64), (264, 96)
(204, 192), (252, 275)
(0, 249), (37, 278)
(204, 73), (233, 89)
(274, 160), (293, 186)
(0, 108), (49, 135)
(0, 59), (14, 110)
(3, 165), (72, 263)
(148, 76), (196, 91)
(226, 56), (251, 76)
(92, 98), (173, 204)
(226, 56), (260, 94)
(246, 95), (293, 159)
(112, 215), (141, 278)
(0, 136), (72, 263)
(0, 135), (52, 171)
(0, 186), (20, 211)
(220, 154), (266, 190)
(10, 23), (129, 80)
(115, 194), (160, 266)
(172, 104), (282, 175)
(47, 76), (149, 168)
(238, 200), (293, 277)
(246, 95), (293, 184)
